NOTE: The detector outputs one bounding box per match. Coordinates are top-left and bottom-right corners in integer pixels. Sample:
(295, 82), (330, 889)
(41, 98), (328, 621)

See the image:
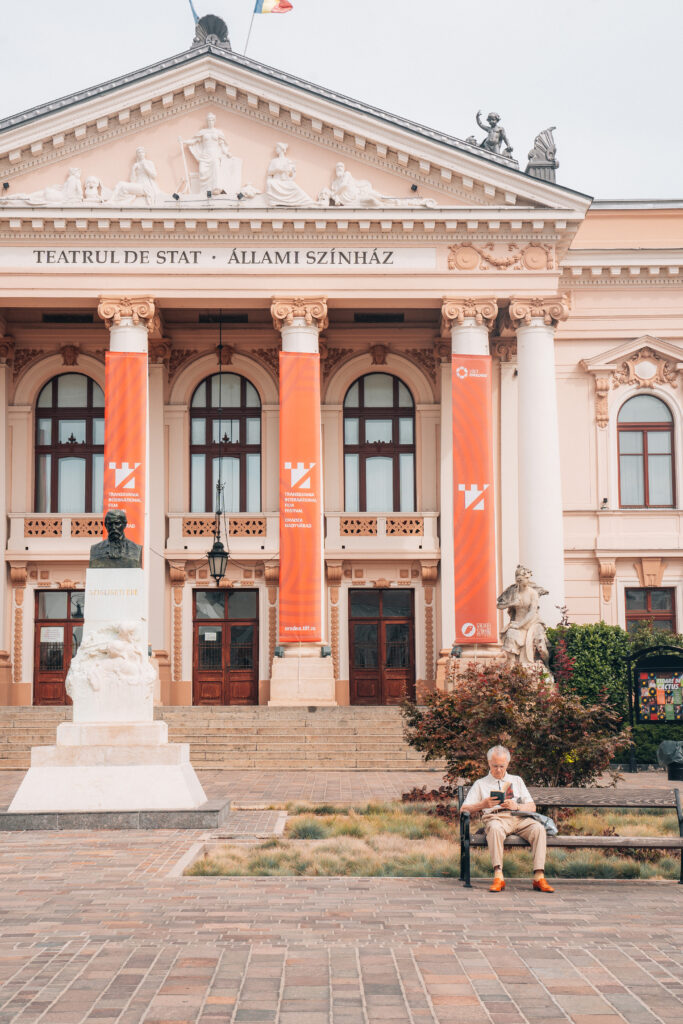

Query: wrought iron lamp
(206, 311), (229, 585)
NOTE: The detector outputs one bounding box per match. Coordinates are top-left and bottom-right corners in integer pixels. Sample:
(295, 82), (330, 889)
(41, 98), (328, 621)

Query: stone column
(97, 296), (157, 607)
(0, 330), (13, 703)
(148, 340), (169, 662)
(437, 300), (498, 680)
(508, 297), (569, 625)
(269, 297), (336, 706)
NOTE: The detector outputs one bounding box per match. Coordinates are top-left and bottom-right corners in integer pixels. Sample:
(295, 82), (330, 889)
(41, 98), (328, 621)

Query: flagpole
(244, 11), (256, 54)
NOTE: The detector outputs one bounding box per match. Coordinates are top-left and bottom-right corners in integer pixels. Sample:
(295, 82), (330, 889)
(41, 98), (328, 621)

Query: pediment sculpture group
(4, 113), (437, 210)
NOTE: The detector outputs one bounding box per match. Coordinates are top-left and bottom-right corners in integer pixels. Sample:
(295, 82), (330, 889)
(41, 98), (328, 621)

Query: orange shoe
(532, 877), (554, 892)
(489, 877), (506, 892)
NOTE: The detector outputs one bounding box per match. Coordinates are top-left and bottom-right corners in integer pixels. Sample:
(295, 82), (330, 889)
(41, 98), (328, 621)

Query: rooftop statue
(89, 509), (142, 569)
(179, 114), (242, 197)
(476, 110), (514, 157)
(525, 126), (560, 183)
(497, 565), (552, 676)
(109, 147), (163, 205)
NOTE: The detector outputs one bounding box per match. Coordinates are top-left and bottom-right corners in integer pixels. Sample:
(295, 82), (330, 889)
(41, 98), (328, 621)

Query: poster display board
(451, 354), (497, 644)
(278, 351), (323, 642)
(635, 665), (683, 723)
(102, 352), (147, 547)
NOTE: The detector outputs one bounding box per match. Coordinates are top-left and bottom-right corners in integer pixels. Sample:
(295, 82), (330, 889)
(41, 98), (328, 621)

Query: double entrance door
(349, 588), (415, 705)
(34, 589), (84, 705)
(193, 589), (259, 705)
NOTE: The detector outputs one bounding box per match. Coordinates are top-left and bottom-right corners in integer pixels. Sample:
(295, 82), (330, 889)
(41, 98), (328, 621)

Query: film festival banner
(452, 354), (497, 644)
(278, 351), (323, 642)
(102, 352), (147, 548)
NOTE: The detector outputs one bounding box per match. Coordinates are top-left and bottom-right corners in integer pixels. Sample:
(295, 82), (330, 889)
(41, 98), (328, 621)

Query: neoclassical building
(0, 19), (680, 709)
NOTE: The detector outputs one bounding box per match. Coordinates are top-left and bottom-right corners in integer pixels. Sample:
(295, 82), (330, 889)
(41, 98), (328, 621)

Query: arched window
(618, 395), (674, 508)
(343, 373), (415, 513)
(190, 373), (261, 513)
(35, 373), (104, 514)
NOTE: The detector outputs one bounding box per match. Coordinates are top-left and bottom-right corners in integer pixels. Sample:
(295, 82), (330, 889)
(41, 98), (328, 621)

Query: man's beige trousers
(483, 812), (547, 872)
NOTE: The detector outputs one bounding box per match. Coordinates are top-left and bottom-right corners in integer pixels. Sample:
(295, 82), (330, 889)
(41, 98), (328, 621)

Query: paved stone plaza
(0, 770), (682, 1024)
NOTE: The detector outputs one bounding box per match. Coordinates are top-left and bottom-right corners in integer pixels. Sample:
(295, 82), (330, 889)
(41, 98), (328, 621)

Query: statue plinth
(9, 568), (207, 813)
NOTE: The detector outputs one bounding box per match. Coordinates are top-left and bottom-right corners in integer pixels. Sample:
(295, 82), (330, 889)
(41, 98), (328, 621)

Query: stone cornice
(507, 295), (570, 327)
(97, 296), (157, 330)
(271, 297), (329, 332)
(441, 298), (498, 333)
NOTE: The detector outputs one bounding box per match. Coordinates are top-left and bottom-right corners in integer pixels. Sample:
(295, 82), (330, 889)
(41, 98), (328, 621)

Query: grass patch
(186, 803), (681, 880)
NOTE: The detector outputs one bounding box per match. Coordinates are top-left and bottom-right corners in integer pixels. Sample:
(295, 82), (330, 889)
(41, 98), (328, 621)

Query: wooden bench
(457, 785), (683, 887)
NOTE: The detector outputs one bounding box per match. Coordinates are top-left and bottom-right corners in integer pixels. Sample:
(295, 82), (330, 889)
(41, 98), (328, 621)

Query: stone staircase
(0, 706), (438, 770)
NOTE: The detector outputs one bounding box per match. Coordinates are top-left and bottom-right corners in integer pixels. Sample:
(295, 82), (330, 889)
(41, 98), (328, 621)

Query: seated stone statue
(89, 508), (142, 569)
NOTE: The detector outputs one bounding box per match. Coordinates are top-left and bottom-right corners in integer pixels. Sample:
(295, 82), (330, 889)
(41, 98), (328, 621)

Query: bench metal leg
(462, 834), (471, 888)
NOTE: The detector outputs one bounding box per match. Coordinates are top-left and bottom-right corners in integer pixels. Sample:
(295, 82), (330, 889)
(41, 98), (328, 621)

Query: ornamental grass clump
(402, 661), (631, 787)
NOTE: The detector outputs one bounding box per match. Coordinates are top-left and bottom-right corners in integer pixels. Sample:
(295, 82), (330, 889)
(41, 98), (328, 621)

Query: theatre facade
(0, 24), (681, 709)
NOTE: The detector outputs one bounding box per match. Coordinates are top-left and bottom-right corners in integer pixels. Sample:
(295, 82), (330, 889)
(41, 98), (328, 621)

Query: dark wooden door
(33, 590), (84, 705)
(349, 589), (415, 705)
(193, 589), (259, 705)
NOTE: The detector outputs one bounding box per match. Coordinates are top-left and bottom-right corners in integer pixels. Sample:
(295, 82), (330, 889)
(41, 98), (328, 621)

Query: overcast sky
(1, 0), (681, 201)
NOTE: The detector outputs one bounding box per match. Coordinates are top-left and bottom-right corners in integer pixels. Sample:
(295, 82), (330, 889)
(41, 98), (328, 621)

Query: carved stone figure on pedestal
(179, 114), (242, 196)
(525, 127), (560, 183)
(109, 147), (162, 204)
(497, 565), (552, 674)
(89, 509), (142, 569)
(476, 110), (514, 157)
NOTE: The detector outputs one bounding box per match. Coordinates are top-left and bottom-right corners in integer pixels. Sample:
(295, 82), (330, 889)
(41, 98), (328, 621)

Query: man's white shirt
(460, 772), (533, 817)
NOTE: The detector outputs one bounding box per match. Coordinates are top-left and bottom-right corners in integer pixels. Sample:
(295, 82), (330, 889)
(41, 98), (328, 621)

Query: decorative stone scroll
(635, 558), (665, 588)
(507, 296), (570, 328)
(271, 297), (329, 332)
(448, 243), (554, 273)
(97, 296), (156, 330)
(598, 560), (616, 602)
(441, 298), (498, 333)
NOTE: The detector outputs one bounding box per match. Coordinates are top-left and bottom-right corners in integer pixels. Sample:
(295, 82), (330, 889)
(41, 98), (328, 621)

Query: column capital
(271, 297), (328, 332)
(441, 298), (498, 335)
(507, 295), (570, 328)
(97, 296), (157, 331)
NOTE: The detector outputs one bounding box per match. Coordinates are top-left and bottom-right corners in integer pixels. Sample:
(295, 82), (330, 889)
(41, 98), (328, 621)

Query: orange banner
(279, 352), (322, 642)
(102, 352), (147, 547)
(452, 354), (497, 644)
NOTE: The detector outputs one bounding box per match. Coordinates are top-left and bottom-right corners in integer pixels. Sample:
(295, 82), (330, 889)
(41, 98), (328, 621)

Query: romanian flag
(254, 0), (293, 11)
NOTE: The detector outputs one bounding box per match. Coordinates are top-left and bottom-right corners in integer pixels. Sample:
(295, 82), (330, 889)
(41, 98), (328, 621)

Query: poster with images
(636, 668), (683, 723)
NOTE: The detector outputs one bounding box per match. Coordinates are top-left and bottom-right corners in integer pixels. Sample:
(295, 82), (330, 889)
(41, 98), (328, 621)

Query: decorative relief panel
(13, 349), (43, 382)
(320, 344), (353, 381)
(70, 517), (103, 537)
(182, 516), (267, 537)
(448, 243), (554, 272)
(405, 347), (438, 386)
(24, 518), (62, 538)
(581, 346), (680, 428)
(340, 517), (378, 536)
(254, 347), (280, 379)
(386, 517), (424, 536)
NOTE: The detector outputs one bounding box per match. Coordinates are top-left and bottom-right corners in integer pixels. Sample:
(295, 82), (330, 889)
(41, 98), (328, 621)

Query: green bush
(402, 661), (629, 786)
(548, 623), (683, 763)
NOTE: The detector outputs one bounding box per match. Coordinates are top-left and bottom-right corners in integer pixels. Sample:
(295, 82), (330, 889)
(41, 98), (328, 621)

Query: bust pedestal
(9, 569), (207, 813)
(268, 643), (337, 706)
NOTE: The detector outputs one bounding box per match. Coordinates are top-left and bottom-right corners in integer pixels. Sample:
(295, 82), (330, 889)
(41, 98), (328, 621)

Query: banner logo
(458, 482), (489, 511)
(455, 365), (468, 379)
(461, 622), (476, 638)
(285, 461), (316, 490)
(108, 461), (141, 490)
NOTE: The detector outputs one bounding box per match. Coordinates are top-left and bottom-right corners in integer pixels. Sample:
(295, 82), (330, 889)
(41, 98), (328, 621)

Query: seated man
(460, 745), (554, 893)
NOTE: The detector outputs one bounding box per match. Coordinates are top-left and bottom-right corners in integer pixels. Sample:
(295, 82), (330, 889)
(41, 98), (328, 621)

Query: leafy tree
(402, 662), (630, 787)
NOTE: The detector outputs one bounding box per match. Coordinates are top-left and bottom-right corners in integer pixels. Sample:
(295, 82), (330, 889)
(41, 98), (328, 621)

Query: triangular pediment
(0, 47), (591, 220)
(580, 336), (683, 374)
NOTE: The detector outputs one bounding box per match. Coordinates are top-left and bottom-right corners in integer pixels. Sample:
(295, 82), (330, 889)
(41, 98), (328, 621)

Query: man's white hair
(487, 745), (511, 763)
